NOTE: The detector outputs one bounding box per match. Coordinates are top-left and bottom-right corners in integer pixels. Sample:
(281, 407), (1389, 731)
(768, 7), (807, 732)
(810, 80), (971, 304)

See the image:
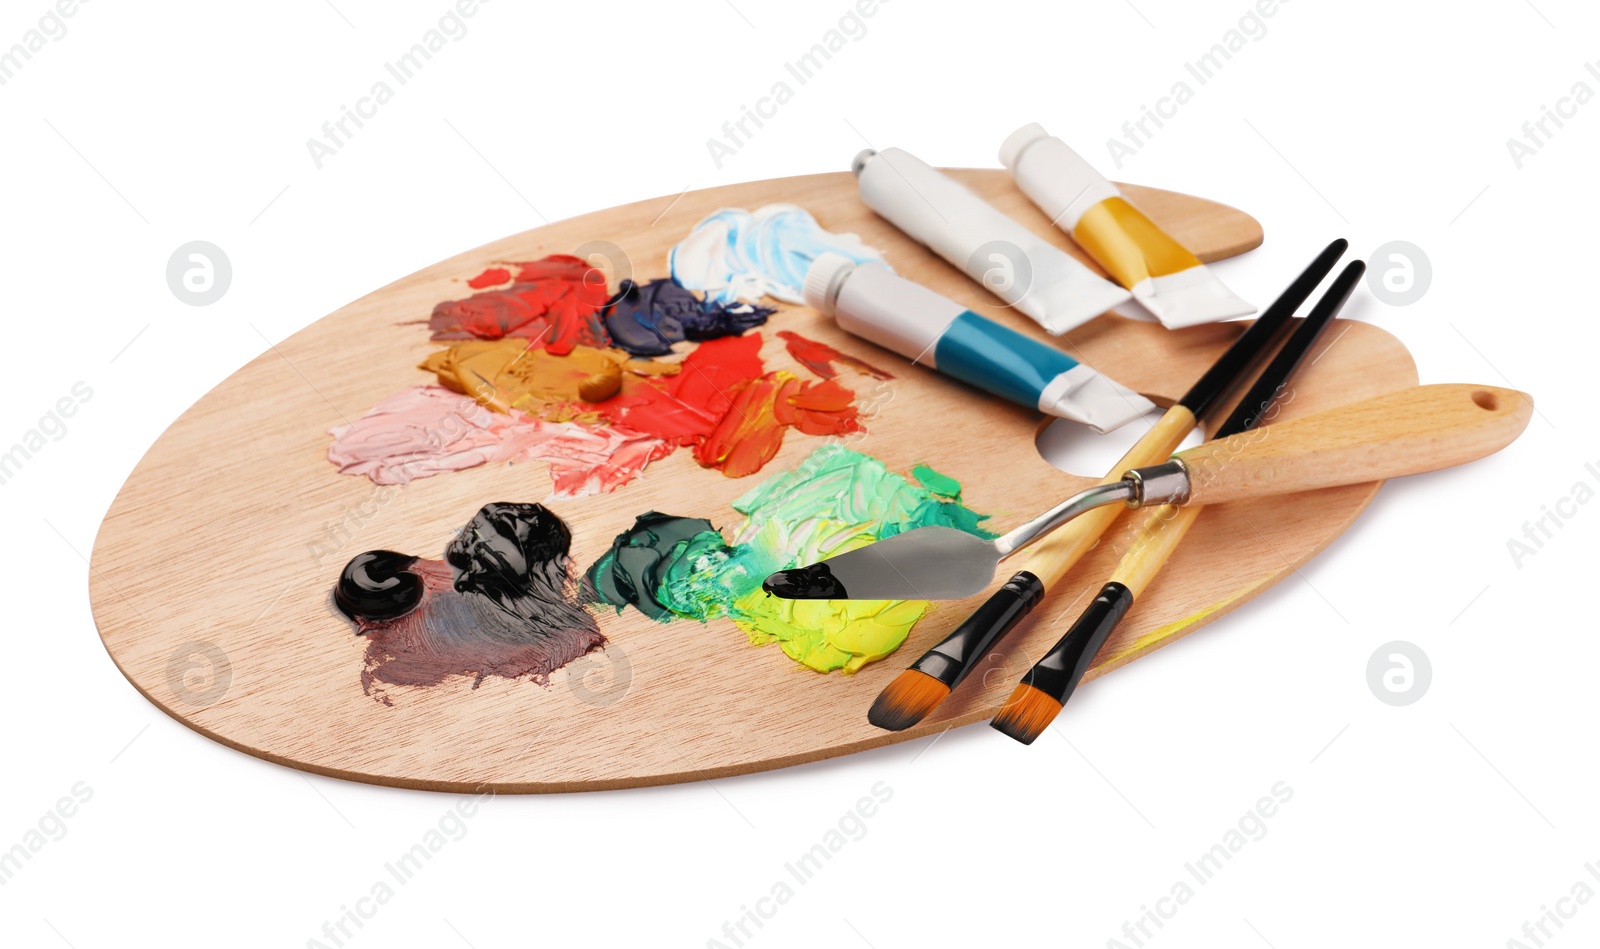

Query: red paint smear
(512, 256), (605, 289)
(599, 335), (764, 444)
(666, 334), (765, 418)
(778, 329), (894, 381)
(429, 254), (610, 356)
(466, 267), (512, 289)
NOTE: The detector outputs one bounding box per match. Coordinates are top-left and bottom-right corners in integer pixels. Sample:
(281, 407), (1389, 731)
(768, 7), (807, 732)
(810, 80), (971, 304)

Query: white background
(1, 0), (1595, 946)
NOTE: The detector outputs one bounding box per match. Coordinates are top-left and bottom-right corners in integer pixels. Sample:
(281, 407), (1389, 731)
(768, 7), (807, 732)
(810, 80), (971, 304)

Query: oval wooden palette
(89, 170), (1416, 792)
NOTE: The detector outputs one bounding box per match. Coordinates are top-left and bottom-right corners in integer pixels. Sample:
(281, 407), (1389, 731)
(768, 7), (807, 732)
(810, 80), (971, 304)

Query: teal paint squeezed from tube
(802, 254), (1154, 432)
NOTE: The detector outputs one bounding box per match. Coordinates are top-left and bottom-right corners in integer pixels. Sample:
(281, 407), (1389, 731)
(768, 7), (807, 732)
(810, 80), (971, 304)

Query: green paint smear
(909, 463), (963, 499)
(584, 445), (993, 673)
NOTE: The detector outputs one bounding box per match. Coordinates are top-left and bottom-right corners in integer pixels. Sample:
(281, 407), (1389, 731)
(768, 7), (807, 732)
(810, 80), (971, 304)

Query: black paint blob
(333, 502), (604, 700)
(446, 502), (573, 608)
(336, 550), (423, 621)
(761, 562), (848, 600)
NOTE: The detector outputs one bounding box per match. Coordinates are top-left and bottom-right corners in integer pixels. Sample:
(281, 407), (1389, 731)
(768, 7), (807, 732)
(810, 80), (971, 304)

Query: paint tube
(852, 147), (1131, 336)
(803, 253), (1154, 433)
(999, 123), (1255, 329)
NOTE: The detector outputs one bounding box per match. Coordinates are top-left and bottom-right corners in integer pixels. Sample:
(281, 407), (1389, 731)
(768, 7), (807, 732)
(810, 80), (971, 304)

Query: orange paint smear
(695, 372), (863, 477)
(597, 334), (862, 477)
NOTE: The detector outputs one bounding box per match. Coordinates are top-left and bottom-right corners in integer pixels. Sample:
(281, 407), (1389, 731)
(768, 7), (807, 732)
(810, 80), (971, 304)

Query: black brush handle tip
(1215, 258), (1366, 438)
(1022, 581), (1135, 705)
(1178, 237), (1348, 420)
(910, 571), (1045, 688)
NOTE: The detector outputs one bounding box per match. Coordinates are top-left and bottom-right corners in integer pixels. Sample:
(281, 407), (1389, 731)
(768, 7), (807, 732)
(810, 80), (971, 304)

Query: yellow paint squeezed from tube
(1000, 122), (1255, 328)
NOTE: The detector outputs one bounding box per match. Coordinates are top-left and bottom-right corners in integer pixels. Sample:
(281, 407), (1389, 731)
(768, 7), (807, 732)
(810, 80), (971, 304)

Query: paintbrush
(991, 260), (1362, 743)
(862, 239), (1348, 731)
(763, 374), (1532, 602)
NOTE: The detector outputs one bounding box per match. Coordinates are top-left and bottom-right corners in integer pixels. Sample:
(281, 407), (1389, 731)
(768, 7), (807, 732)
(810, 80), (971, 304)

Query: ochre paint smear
(339, 503), (604, 703)
(428, 254), (610, 356)
(777, 330), (894, 381)
(467, 267), (512, 289)
(419, 339), (678, 420)
(584, 445), (993, 673)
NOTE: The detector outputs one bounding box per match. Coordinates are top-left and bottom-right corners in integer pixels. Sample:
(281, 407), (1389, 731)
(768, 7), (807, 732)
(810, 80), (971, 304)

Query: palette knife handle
(1170, 383), (1534, 506)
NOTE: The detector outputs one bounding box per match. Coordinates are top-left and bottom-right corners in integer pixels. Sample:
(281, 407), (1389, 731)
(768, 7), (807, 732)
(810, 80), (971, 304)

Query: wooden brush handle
(1175, 384), (1533, 506)
(1023, 405), (1197, 586)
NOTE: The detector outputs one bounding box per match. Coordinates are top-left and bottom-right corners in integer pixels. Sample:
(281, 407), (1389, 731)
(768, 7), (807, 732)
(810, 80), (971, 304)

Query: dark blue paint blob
(600, 278), (774, 357)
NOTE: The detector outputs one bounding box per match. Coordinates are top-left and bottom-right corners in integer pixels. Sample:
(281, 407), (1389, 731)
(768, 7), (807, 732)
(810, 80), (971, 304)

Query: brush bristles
(991, 684), (1064, 745)
(867, 670), (951, 731)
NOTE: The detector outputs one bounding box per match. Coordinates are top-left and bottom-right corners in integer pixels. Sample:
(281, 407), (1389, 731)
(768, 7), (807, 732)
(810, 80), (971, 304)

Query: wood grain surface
(89, 169), (1418, 792)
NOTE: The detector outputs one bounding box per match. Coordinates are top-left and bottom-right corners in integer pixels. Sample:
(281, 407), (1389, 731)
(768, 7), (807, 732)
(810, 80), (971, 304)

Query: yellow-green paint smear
(584, 444), (993, 673)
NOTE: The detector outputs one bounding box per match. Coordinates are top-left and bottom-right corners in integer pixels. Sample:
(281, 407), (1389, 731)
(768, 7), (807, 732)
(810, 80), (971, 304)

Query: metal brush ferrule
(1124, 459), (1192, 508)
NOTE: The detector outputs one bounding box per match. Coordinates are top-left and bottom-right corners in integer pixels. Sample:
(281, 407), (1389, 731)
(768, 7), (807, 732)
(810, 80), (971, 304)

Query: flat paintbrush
(864, 239), (1348, 731)
(992, 259), (1364, 744)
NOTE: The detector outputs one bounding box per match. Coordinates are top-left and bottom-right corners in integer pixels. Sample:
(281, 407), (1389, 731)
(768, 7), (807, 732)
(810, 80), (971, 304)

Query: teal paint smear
(932, 310), (1081, 409)
(582, 512), (726, 621)
(584, 444), (993, 673)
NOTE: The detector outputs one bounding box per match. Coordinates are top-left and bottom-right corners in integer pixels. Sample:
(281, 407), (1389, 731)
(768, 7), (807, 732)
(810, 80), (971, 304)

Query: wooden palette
(89, 170), (1416, 792)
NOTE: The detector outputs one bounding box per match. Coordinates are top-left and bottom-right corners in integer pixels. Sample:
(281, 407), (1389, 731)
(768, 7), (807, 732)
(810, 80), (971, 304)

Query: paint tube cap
(803, 252), (859, 316)
(998, 122), (1049, 169)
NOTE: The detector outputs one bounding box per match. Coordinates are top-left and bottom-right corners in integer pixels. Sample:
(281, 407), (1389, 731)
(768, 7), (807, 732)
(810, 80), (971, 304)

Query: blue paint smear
(669, 204), (888, 305)
(600, 278), (774, 357)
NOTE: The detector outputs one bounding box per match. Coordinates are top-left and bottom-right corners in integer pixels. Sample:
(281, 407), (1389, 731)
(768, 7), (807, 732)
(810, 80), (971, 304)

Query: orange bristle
(867, 670), (951, 731)
(990, 683), (1063, 745)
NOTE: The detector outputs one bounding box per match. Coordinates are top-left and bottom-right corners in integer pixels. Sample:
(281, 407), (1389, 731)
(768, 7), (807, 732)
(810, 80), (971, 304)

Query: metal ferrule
(988, 458), (1192, 562)
(1124, 459), (1193, 508)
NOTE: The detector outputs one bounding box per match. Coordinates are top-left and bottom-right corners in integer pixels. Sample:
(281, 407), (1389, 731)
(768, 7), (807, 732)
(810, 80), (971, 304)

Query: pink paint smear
(328, 386), (668, 500)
